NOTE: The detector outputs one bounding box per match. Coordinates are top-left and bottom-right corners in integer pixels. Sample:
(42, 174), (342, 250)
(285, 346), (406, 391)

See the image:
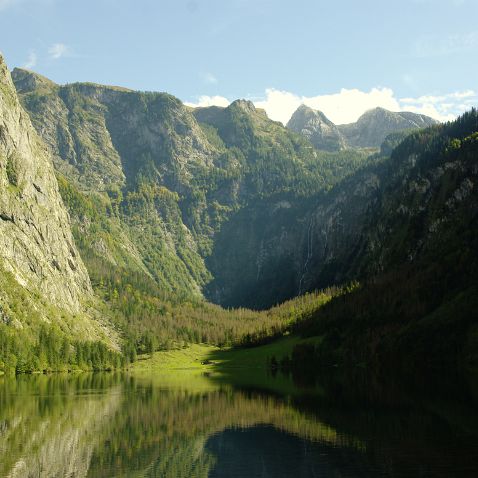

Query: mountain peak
(11, 67), (57, 94)
(355, 107), (396, 122)
(230, 99), (256, 113)
(290, 104), (335, 126)
(287, 102), (439, 150)
(338, 107), (438, 148)
(287, 104), (346, 152)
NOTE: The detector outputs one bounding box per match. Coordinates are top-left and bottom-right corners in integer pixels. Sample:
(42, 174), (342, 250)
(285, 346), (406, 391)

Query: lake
(0, 368), (477, 477)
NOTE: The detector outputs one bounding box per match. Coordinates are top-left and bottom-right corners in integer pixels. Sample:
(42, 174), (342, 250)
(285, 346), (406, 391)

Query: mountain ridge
(287, 104), (438, 151)
(12, 67), (368, 302)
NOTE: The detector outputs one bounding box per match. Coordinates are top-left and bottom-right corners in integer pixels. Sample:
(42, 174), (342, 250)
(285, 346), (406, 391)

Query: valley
(0, 53), (476, 383)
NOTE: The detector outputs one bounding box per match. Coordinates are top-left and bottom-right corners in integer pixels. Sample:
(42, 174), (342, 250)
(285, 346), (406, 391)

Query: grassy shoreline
(128, 335), (325, 397)
(1, 335), (322, 382)
(130, 335), (323, 372)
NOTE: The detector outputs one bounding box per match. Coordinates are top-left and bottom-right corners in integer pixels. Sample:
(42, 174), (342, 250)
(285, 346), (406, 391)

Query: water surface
(0, 369), (477, 477)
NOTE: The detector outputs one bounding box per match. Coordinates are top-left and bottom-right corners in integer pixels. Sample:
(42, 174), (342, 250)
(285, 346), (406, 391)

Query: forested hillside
(283, 110), (478, 376)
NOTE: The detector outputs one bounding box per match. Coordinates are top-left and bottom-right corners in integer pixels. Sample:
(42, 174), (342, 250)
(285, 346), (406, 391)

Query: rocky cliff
(0, 56), (91, 313)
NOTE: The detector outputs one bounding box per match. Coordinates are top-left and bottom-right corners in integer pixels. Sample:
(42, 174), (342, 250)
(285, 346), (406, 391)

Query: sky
(0, 0), (477, 124)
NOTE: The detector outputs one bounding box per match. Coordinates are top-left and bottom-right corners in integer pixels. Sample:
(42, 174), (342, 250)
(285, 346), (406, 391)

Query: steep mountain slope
(0, 55), (121, 373)
(207, 112), (477, 313)
(12, 68), (225, 296)
(0, 59), (91, 312)
(287, 105), (438, 151)
(282, 111), (478, 374)
(287, 105), (346, 152)
(12, 69), (368, 302)
(204, 161), (382, 308)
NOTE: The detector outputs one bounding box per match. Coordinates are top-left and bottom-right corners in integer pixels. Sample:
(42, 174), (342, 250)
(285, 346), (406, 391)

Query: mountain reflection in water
(0, 369), (477, 477)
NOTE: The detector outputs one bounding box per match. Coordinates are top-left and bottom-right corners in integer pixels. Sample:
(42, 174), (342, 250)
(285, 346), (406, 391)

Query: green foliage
(286, 109), (478, 376)
(5, 154), (18, 186)
(90, 249), (336, 353)
(0, 323), (125, 375)
(55, 173), (338, 356)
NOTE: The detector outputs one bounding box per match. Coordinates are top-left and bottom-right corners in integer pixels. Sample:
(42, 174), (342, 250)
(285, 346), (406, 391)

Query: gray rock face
(337, 107), (438, 148)
(0, 55), (91, 313)
(11, 68), (223, 195)
(288, 105), (438, 151)
(12, 68), (127, 191)
(287, 105), (346, 152)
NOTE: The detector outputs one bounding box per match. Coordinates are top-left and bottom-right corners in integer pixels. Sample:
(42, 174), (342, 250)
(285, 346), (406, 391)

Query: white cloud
(185, 87), (477, 125)
(399, 90), (477, 122)
(255, 87), (401, 125)
(23, 51), (37, 69)
(201, 72), (218, 85)
(48, 43), (69, 60)
(185, 95), (230, 108)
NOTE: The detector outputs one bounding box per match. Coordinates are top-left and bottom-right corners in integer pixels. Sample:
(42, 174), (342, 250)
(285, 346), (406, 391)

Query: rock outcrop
(287, 105), (346, 152)
(0, 54), (91, 313)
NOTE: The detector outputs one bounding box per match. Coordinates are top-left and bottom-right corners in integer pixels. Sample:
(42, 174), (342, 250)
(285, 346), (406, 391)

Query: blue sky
(1, 0), (477, 124)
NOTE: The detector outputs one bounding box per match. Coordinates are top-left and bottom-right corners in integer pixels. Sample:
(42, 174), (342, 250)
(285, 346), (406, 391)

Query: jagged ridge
(287, 104), (438, 151)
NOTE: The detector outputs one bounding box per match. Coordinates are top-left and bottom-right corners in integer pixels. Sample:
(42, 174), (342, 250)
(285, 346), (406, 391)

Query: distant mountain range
(287, 104), (438, 151)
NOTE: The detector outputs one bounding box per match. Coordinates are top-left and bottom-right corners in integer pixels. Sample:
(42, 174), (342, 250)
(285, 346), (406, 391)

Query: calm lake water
(0, 368), (477, 477)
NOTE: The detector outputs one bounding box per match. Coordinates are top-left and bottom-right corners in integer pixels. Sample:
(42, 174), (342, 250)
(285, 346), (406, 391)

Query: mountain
(9, 67), (371, 358)
(338, 107), (439, 148)
(207, 110), (478, 321)
(235, 110), (478, 373)
(12, 68), (367, 303)
(287, 105), (438, 151)
(7, 62), (476, 377)
(286, 105), (346, 152)
(12, 67), (223, 297)
(0, 55), (121, 373)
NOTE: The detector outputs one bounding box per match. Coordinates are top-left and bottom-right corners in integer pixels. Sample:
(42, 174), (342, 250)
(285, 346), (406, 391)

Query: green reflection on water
(0, 369), (477, 478)
(0, 371), (360, 478)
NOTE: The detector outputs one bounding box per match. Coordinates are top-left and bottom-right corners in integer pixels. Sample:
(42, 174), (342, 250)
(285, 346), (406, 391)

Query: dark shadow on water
(0, 366), (478, 477)
(206, 425), (375, 478)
